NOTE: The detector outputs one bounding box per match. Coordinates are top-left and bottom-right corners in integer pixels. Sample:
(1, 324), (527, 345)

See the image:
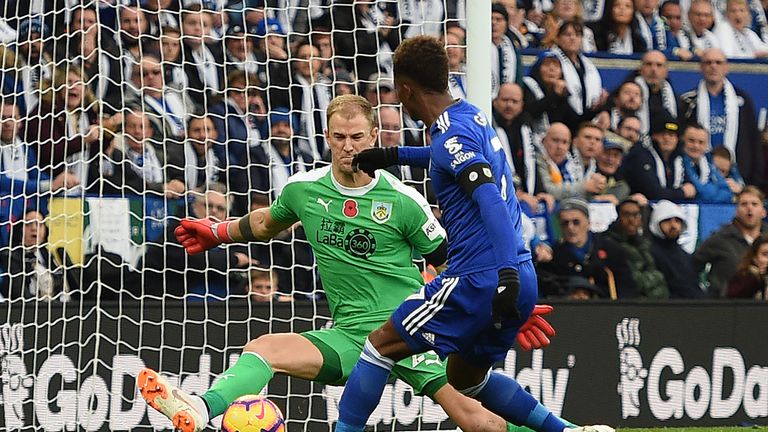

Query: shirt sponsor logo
(444, 136), (462, 155)
(371, 201), (393, 224)
(343, 228), (377, 258)
(317, 198), (332, 212)
(421, 219), (443, 241)
(343, 199), (358, 218)
(450, 151), (476, 169)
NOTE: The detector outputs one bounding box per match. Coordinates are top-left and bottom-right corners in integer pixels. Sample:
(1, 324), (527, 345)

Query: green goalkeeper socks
(201, 351), (274, 418)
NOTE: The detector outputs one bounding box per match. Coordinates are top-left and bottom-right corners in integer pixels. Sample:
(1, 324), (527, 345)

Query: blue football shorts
(391, 259), (538, 365)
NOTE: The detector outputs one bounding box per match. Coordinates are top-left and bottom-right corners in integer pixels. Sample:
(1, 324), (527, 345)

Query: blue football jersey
(429, 99), (531, 275)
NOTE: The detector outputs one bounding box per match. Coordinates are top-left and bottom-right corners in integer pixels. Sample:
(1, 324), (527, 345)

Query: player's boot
(565, 426), (615, 432)
(137, 368), (207, 432)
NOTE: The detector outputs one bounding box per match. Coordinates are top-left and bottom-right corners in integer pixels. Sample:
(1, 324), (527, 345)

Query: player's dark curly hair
(393, 35), (448, 93)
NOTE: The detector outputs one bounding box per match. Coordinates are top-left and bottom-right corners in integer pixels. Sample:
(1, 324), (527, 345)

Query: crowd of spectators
(0, 0), (767, 303)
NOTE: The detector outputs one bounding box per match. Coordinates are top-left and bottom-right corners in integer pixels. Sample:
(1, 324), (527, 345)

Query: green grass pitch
(619, 428), (768, 431)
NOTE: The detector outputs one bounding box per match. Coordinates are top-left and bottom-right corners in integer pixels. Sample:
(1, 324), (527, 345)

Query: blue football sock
(471, 372), (567, 432)
(336, 339), (395, 432)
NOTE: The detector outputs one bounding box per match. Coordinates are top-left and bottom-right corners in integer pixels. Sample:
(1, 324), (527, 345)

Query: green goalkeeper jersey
(270, 166), (446, 329)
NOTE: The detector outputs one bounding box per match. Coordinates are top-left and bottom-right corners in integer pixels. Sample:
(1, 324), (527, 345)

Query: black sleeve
(423, 240), (448, 267)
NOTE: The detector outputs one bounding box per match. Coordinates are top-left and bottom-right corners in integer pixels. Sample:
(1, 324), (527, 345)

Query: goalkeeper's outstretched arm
(175, 208), (295, 255)
(225, 208), (295, 242)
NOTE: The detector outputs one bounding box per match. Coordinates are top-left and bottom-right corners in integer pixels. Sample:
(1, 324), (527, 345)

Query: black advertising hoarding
(1, 301), (767, 430)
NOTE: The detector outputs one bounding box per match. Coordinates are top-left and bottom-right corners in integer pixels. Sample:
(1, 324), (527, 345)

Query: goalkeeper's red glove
(516, 304), (556, 351)
(174, 218), (234, 255)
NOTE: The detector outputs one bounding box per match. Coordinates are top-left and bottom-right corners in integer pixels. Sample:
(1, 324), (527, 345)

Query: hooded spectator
(649, 200), (706, 298)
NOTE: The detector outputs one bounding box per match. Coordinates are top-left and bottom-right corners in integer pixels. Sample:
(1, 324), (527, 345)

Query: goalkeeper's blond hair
(326, 95), (375, 130)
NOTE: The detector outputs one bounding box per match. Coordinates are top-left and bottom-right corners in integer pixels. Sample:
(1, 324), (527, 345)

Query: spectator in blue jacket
(681, 123), (735, 203)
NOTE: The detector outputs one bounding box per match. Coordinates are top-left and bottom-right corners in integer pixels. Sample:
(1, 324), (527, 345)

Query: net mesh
(0, 1), (467, 430)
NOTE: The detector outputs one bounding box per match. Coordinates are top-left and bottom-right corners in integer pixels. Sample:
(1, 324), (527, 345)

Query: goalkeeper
(138, 95), (558, 432)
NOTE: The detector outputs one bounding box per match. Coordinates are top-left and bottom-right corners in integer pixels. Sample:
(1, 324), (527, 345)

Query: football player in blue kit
(334, 36), (614, 432)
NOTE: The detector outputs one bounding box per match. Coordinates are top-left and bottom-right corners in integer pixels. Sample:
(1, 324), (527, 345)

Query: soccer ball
(221, 395), (286, 432)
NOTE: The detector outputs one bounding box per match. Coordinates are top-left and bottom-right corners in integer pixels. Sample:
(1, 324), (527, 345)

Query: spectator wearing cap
(493, 83), (553, 212)
(679, 49), (763, 186)
(363, 73), (397, 108)
(492, 3), (522, 97)
(255, 108), (313, 199)
(180, 4), (225, 106)
(623, 113), (697, 201)
(209, 70), (268, 215)
(681, 123), (736, 203)
(289, 42), (333, 161)
(649, 200), (707, 298)
(589, 132), (640, 204)
(603, 199), (669, 298)
(695, 186), (768, 297)
(538, 198), (638, 299)
(333, 69), (356, 97)
(223, 24), (259, 77)
(332, 1), (401, 84)
(251, 18), (291, 107)
(13, 16), (53, 114)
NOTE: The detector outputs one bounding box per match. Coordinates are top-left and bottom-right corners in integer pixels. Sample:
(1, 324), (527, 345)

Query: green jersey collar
(330, 170), (381, 197)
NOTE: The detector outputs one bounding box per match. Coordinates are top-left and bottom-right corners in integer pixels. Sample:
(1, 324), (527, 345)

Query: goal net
(0, 1), (551, 431)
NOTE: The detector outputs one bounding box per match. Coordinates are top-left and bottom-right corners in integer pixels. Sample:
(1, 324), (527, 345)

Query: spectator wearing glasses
(538, 198), (638, 298)
(127, 53), (189, 145)
(616, 115), (643, 146)
(143, 183), (258, 298)
(603, 198), (669, 298)
(679, 49), (763, 186)
(682, 0), (720, 55)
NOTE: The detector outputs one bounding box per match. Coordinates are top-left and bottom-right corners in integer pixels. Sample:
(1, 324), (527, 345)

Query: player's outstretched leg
(139, 333), (324, 429)
(449, 355), (615, 432)
(137, 368), (208, 432)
